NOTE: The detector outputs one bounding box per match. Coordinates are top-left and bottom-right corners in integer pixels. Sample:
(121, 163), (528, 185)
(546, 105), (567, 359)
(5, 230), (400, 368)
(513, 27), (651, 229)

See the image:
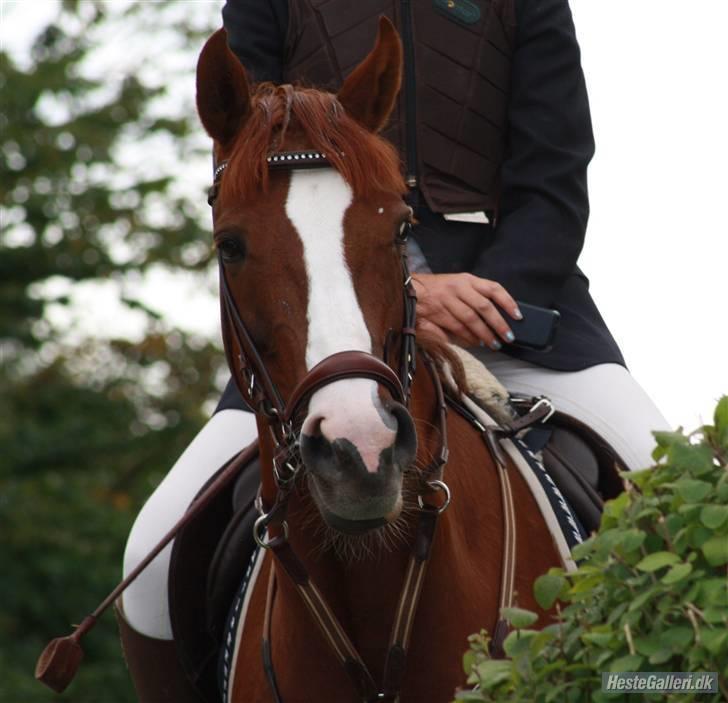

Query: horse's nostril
(388, 402), (417, 467)
(301, 412), (324, 438)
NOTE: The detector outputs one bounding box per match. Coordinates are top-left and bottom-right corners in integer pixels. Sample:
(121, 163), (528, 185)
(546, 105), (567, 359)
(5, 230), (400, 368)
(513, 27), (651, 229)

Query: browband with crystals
(266, 150), (331, 168)
(208, 150), (333, 206)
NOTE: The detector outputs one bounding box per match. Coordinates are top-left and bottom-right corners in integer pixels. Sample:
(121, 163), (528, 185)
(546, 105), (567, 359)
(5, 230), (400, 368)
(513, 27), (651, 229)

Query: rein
(34, 150), (549, 701)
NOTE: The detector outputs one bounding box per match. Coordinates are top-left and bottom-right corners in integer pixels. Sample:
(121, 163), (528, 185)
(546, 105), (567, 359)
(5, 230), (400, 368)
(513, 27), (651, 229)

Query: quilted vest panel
(283, 0), (516, 214)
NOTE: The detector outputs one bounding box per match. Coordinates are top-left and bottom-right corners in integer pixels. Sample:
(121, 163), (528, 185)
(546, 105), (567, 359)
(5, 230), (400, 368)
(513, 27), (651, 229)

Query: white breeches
(122, 409), (258, 639)
(122, 354), (668, 640)
(471, 348), (670, 471)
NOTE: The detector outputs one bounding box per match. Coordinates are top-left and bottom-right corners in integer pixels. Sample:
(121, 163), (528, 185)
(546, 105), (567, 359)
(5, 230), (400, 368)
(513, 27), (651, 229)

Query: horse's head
(196, 19), (419, 535)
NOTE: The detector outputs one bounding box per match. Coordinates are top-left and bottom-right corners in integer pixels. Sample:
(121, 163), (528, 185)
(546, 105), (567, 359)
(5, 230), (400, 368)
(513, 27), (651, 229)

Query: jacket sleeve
(471, 0), (595, 306)
(222, 0), (289, 82)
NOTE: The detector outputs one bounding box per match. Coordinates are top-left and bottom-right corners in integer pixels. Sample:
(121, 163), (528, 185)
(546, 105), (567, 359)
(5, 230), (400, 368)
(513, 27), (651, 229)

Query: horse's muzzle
(300, 398), (417, 531)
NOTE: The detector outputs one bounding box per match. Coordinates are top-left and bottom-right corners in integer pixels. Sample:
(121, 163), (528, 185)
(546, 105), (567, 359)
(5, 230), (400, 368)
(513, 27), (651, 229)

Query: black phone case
(506, 302), (560, 352)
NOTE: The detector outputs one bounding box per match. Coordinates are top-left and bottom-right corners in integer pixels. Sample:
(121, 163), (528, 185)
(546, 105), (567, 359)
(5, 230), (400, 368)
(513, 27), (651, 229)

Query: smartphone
(503, 301), (560, 352)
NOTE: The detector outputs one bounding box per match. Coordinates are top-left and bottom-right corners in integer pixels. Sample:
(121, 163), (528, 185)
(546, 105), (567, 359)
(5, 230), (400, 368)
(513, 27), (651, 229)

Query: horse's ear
(338, 17), (403, 133)
(196, 28), (251, 146)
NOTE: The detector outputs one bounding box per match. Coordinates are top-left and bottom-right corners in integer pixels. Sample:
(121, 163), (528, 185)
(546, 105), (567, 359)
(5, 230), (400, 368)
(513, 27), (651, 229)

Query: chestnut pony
(196, 19), (559, 703)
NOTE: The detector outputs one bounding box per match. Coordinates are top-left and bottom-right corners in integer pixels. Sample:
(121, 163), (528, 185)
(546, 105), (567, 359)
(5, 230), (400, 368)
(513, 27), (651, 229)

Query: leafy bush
(457, 397), (728, 703)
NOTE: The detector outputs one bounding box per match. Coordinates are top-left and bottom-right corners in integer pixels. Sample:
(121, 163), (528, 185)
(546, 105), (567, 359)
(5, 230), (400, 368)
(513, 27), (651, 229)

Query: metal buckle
(273, 454), (300, 486)
(529, 397), (555, 423)
(417, 479), (451, 514)
(253, 513), (289, 549)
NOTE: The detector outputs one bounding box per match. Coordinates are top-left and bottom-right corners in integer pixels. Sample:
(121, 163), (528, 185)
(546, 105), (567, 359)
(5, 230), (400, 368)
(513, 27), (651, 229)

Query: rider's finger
(471, 278), (522, 321)
(444, 299), (497, 348)
(416, 318), (450, 345)
(460, 288), (515, 345)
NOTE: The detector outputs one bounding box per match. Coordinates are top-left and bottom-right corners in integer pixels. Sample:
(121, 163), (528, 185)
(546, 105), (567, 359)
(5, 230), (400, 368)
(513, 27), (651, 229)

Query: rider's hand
(411, 273), (522, 349)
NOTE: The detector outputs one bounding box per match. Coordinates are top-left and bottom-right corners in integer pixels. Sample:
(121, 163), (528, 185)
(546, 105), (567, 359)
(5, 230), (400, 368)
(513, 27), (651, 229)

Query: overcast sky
(2, 0), (726, 432)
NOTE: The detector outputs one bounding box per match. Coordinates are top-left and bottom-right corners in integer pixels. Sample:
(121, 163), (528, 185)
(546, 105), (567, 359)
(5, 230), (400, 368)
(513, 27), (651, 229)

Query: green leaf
(703, 607), (728, 624)
(500, 607), (538, 629)
(701, 578), (728, 606)
(628, 588), (656, 612)
(454, 692), (486, 702)
(700, 505), (728, 529)
(619, 529), (647, 553)
(475, 659), (513, 689)
(671, 443), (715, 476)
(700, 628), (728, 655)
(571, 538), (595, 561)
(648, 648), (673, 665)
(701, 535), (728, 566)
(462, 649), (476, 675)
(581, 631), (614, 647)
(714, 395), (728, 435)
(634, 635), (664, 657)
(674, 478), (712, 503)
(661, 562), (693, 584)
(603, 492), (630, 521)
(609, 654), (643, 672)
(662, 626), (694, 650)
(624, 468), (654, 487)
(653, 430), (689, 450)
(635, 551), (680, 572)
(503, 629), (537, 658)
(533, 573), (566, 610)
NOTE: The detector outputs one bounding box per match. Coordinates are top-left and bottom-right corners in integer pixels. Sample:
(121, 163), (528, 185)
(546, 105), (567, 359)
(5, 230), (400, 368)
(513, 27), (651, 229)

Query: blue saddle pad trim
(218, 546), (261, 703)
(512, 437), (588, 548)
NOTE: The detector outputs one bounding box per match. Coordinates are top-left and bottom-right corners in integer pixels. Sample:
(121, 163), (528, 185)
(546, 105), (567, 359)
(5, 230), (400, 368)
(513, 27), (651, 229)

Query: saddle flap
(168, 443), (260, 703)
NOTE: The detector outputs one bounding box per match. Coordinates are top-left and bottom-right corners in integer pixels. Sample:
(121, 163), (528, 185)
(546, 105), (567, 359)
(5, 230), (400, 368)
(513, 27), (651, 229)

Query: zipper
(400, 0), (418, 188)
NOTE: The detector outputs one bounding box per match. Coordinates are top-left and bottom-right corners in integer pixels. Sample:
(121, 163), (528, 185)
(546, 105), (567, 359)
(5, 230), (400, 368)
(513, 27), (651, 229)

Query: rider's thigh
(122, 408), (257, 639)
(472, 350), (670, 472)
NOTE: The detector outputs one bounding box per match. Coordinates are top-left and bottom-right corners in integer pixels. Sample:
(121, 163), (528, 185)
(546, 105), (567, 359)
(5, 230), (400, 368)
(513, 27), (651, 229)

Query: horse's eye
(217, 236), (246, 263)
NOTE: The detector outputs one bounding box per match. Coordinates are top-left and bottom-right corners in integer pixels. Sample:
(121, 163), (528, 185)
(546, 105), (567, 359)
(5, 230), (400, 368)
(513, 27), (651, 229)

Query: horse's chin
(319, 509), (390, 536)
(309, 478), (403, 535)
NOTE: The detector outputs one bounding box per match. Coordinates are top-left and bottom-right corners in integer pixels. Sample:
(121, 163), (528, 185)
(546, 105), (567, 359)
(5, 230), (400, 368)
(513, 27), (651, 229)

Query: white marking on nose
(303, 380), (397, 473)
(286, 169), (395, 472)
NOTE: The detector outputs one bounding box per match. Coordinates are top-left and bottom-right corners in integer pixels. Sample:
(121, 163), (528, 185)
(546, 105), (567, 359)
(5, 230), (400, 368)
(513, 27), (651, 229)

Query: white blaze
(285, 168), (370, 367)
(286, 168), (396, 473)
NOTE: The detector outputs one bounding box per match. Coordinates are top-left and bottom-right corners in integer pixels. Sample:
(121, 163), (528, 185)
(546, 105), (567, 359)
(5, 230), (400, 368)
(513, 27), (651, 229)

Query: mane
(220, 82), (407, 202)
(416, 334), (469, 394)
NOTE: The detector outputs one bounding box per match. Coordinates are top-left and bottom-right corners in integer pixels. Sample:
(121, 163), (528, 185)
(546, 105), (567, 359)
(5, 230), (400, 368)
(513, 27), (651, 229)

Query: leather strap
(265, 508), (440, 703)
(284, 350), (405, 422)
(444, 396), (517, 659)
(262, 568), (284, 703)
(489, 450), (517, 658)
(497, 397), (554, 436)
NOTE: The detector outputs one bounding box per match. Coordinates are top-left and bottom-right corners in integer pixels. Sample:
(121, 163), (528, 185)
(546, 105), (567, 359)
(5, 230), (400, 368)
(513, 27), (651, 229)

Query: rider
(118, 0), (670, 700)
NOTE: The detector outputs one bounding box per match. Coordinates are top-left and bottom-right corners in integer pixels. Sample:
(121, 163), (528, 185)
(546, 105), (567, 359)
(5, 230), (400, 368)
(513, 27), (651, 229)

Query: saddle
(168, 399), (627, 703)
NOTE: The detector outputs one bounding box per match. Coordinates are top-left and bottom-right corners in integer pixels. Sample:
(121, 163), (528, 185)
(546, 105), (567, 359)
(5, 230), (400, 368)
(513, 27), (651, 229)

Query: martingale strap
(444, 395), (521, 658)
(262, 508), (441, 703)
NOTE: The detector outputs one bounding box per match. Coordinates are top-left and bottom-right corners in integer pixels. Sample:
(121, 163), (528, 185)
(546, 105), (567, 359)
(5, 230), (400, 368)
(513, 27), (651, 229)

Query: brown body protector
(283, 0), (516, 214)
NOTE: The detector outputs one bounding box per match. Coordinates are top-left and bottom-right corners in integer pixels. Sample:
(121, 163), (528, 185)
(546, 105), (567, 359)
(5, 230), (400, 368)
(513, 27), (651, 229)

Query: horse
(195, 18), (562, 703)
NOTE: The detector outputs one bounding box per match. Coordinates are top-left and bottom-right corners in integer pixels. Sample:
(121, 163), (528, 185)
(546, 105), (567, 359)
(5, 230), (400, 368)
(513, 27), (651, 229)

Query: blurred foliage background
(1, 1), (224, 700)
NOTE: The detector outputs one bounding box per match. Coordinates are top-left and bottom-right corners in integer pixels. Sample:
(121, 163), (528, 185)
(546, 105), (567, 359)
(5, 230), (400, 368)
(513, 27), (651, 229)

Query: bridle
(208, 150), (556, 702)
(210, 151), (431, 496)
(209, 150), (449, 703)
